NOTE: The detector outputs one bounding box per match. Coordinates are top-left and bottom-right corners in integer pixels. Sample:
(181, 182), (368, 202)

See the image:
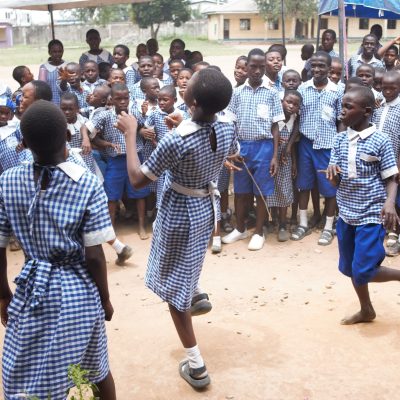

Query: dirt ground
(1, 45), (400, 399)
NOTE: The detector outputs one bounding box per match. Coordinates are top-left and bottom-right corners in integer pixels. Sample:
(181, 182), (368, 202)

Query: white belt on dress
(171, 181), (220, 231)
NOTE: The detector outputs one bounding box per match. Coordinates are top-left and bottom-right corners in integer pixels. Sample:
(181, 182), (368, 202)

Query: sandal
(179, 360), (210, 389)
(386, 241), (400, 257)
(291, 225), (311, 241)
(386, 232), (398, 247)
(221, 218), (233, 233)
(318, 229), (335, 246)
(191, 293), (212, 316)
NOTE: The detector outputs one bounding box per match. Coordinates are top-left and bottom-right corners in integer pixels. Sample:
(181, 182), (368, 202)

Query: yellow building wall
(207, 14), (295, 41)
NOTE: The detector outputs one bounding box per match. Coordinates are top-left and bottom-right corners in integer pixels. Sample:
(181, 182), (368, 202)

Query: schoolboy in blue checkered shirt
(327, 86), (400, 325)
(292, 51), (341, 246)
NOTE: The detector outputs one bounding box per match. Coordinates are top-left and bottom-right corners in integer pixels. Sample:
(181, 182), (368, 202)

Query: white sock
(193, 286), (203, 296)
(324, 216), (334, 231)
(299, 209), (308, 228)
(212, 236), (221, 245)
(146, 210), (153, 218)
(185, 345), (205, 370)
(111, 238), (125, 254)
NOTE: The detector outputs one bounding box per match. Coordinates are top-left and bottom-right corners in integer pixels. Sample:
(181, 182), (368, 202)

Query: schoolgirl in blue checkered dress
(119, 68), (238, 389)
(0, 101), (116, 399)
(267, 90), (301, 241)
(38, 39), (67, 106)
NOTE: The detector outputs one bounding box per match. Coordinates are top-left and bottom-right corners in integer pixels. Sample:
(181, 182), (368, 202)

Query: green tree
(255, 0), (317, 23)
(130, 0), (191, 39)
(69, 5), (131, 25)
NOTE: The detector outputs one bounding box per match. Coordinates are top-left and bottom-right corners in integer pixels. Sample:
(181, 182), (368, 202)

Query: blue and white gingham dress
(79, 50), (114, 67)
(267, 116), (296, 207)
(67, 114), (96, 174)
(141, 117), (239, 311)
(0, 161), (115, 400)
(38, 62), (67, 106)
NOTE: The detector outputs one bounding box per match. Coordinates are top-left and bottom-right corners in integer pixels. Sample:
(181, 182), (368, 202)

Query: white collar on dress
(244, 75), (272, 90)
(278, 114), (296, 132)
(175, 119), (202, 137)
(57, 161), (86, 182)
(67, 114), (86, 134)
(347, 123), (376, 140)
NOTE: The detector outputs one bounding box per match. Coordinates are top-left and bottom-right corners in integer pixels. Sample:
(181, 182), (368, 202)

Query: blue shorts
(104, 154), (150, 201)
(234, 139), (274, 196)
(92, 149), (107, 177)
(336, 218), (385, 286)
(396, 187), (400, 208)
(296, 136), (337, 198)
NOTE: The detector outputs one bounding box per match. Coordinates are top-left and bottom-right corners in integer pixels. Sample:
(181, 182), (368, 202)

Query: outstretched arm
(115, 112), (151, 189)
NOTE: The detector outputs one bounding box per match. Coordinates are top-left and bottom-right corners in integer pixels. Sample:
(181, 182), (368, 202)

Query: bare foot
(139, 228), (149, 240)
(340, 307), (376, 325)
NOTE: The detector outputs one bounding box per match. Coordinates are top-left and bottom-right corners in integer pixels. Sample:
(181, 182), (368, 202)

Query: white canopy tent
(1, 0), (148, 38)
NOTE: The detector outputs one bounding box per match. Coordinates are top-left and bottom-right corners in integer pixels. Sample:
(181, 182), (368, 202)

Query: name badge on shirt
(360, 153), (381, 162)
(257, 104), (269, 119)
(321, 105), (334, 121)
(6, 136), (18, 149)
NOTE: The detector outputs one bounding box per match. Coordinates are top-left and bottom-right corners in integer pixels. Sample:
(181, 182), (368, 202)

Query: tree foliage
(131, 0), (191, 39)
(255, 0), (318, 23)
(69, 5), (131, 25)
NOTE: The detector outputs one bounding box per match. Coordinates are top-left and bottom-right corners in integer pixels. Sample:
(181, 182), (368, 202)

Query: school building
(206, 0), (399, 41)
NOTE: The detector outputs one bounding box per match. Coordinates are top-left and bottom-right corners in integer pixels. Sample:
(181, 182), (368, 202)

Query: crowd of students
(0, 25), (400, 397)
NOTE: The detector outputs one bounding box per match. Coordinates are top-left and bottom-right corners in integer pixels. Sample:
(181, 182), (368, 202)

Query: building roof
(205, 0), (259, 15)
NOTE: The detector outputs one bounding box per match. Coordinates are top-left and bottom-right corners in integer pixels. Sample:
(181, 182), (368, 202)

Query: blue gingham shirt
(81, 79), (107, 94)
(298, 78), (340, 149)
(39, 62), (67, 105)
(347, 54), (384, 77)
(372, 96), (400, 159)
(93, 107), (143, 157)
(130, 78), (165, 101)
(125, 66), (141, 89)
(227, 76), (285, 141)
(330, 124), (398, 225)
(57, 82), (89, 110)
(79, 50), (114, 67)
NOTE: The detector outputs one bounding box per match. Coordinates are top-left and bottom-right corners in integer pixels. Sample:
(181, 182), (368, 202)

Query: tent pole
(338, 0), (345, 81)
(280, 0), (286, 65)
(316, 15), (321, 50)
(48, 4), (55, 40)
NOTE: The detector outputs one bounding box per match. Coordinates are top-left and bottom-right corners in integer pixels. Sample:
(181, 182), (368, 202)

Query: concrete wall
(11, 20), (208, 45)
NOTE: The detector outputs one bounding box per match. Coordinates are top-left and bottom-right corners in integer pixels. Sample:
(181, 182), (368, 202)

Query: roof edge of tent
(318, 0), (400, 16)
(1, 0), (149, 12)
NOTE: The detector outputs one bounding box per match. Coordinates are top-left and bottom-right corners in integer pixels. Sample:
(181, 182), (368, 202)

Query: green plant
(67, 364), (99, 400)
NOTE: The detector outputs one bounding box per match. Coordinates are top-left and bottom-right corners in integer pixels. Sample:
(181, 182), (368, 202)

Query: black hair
(282, 69), (301, 79)
(12, 66), (27, 85)
(98, 62), (110, 80)
(386, 45), (399, 55)
(110, 68), (125, 76)
(178, 68), (193, 77)
(301, 43), (315, 53)
(140, 77), (158, 91)
(268, 44), (287, 59)
(66, 61), (80, 70)
(21, 100), (66, 156)
(311, 51), (332, 66)
(247, 48), (266, 60)
(192, 61), (209, 69)
(159, 84), (176, 98)
(356, 63), (375, 77)
(283, 89), (303, 104)
(191, 68), (232, 114)
(114, 44), (130, 57)
(208, 65), (222, 72)
(363, 34), (378, 44)
(93, 84), (111, 99)
(84, 60), (99, 69)
(171, 38), (185, 49)
(111, 83), (129, 96)
(322, 29), (337, 40)
(169, 58), (185, 67)
(139, 55), (153, 64)
(383, 70), (400, 83)
(236, 55), (247, 63)
(331, 57), (343, 65)
(86, 29), (100, 38)
(345, 76), (364, 86)
(153, 52), (164, 61)
(184, 50), (192, 58)
(345, 86), (375, 109)
(61, 92), (79, 107)
(48, 39), (63, 52)
(31, 80), (52, 101)
(370, 24), (383, 39)
(265, 49), (283, 57)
